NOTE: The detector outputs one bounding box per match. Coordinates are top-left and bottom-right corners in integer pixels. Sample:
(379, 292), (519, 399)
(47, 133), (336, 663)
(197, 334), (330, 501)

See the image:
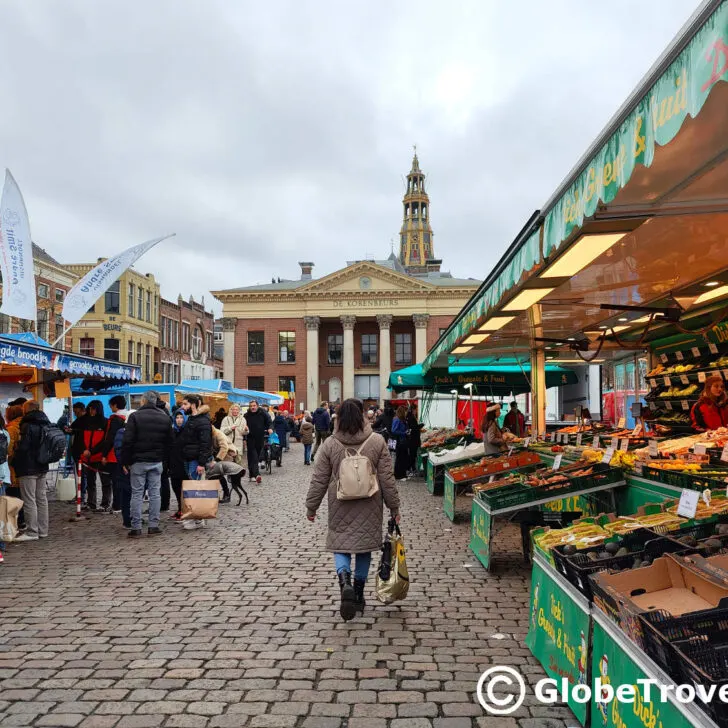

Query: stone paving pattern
(1, 444), (577, 727)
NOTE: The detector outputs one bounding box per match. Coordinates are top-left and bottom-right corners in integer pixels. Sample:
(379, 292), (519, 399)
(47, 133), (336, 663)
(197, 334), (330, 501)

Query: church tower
(399, 151), (439, 275)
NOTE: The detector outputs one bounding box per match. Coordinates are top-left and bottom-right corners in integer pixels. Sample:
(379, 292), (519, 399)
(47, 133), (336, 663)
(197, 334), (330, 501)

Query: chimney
(299, 261), (314, 280)
(426, 258), (442, 274)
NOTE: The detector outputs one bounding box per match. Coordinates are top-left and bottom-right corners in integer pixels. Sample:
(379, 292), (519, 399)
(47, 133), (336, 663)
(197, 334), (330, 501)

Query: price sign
(692, 347), (701, 358)
(635, 461), (644, 475)
(660, 353), (668, 363)
(711, 371), (721, 380)
(602, 448), (615, 464)
(549, 432), (555, 442)
(694, 443), (707, 455)
(648, 440), (659, 457)
(699, 371), (707, 383)
(663, 376), (671, 387)
(592, 435), (600, 448)
(631, 425), (642, 437)
(649, 378), (657, 388)
(618, 418), (626, 429)
(552, 454), (563, 471)
(649, 402), (656, 411)
(563, 433), (570, 444)
(681, 401), (690, 411)
(676, 351), (684, 361)
(508, 447), (515, 457)
(523, 437), (531, 448)
(576, 433), (583, 446)
(488, 475), (495, 483)
(677, 488), (700, 519)
(666, 401), (673, 410)
(710, 343), (719, 355)
(721, 443), (728, 463)
(680, 375), (689, 385)
(620, 438), (630, 452)
(610, 436), (619, 450)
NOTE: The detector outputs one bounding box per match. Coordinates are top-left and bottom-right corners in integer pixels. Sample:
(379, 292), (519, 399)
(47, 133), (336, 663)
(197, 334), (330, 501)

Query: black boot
(353, 578), (366, 614)
(338, 570), (356, 621)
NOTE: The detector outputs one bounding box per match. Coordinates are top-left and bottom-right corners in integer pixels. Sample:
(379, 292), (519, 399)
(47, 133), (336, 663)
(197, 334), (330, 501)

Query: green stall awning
(389, 362), (578, 394)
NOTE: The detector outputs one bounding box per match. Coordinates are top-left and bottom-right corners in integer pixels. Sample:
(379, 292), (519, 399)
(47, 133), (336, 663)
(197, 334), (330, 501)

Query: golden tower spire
(399, 149), (434, 274)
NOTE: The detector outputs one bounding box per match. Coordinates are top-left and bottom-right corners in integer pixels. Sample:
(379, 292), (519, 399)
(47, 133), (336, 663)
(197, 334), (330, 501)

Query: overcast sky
(0, 0), (701, 314)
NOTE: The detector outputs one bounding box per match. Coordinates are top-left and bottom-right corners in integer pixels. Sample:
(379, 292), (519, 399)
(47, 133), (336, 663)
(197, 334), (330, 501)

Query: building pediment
(299, 261), (434, 295)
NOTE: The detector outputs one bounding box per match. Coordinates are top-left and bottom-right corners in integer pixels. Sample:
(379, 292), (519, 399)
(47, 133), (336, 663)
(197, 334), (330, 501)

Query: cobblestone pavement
(1, 444), (577, 728)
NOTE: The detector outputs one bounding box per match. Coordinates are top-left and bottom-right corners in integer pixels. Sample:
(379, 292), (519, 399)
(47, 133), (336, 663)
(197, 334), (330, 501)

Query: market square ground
(0, 445), (576, 728)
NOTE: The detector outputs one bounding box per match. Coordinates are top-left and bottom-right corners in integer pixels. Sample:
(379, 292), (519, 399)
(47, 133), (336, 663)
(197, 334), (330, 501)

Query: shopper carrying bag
(376, 517), (410, 604)
(306, 398), (401, 622)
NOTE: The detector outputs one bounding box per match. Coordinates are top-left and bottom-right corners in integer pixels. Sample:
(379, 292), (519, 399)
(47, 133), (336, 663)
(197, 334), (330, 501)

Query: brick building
(0, 244), (77, 349)
(213, 154), (479, 408)
(157, 295), (222, 383)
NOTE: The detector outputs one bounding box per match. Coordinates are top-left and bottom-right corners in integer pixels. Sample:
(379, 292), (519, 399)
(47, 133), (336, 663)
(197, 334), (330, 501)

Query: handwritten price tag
(677, 488), (700, 519)
(660, 353), (669, 363)
(576, 433), (583, 446)
(694, 443), (707, 455)
(710, 343), (719, 355)
(699, 371), (707, 383)
(663, 376), (671, 387)
(592, 435), (600, 448)
(549, 432), (556, 442)
(648, 402), (656, 411)
(648, 440), (659, 457)
(489, 475), (495, 483)
(721, 444), (728, 463)
(611, 437), (619, 450)
(602, 448), (615, 464)
(620, 438), (630, 452)
(681, 401), (690, 411)
(665, 401), (673, 410)
(692, 347), (701, 358)
(618, 418), (626, 429)
(680, 375), (689, 385)
(552, 454), (563, 471)
(649, 379), (657, 388)
(676, 351), (684, 361)
(523, 437), (531, 448)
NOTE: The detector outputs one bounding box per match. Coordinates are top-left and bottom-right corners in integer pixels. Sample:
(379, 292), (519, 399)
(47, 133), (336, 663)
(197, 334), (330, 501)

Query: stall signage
(525, 561), (590, 725)
(675, 350), (684, 361)
(469, 500), (492, 570)
(648, 440), (659, 457)
(619, 438), (629, 452)
(590, 617), (696, 728)
(602, 448), (615, 464)
(662, 376), (671, 387)
(698, 371), (707, 383)
(677, 488), (700, 519)
(552, 454), (563, 471)
(692, 346), (701, 358)
(443, 474), (455, 522)
(680, 375), (689, 385)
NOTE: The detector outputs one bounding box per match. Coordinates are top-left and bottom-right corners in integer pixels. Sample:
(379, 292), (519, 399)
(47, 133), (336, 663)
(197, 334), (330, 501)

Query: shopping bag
(0, 495), (24, 541)
(375, 518), (410, 604)
(180, 480), (221, 520)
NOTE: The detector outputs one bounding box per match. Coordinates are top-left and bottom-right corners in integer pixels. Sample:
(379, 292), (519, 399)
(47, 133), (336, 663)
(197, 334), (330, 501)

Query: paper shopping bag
(180, 480), (221, 520)
(376, 518), (410, 604)
(0, 496), (25, 541)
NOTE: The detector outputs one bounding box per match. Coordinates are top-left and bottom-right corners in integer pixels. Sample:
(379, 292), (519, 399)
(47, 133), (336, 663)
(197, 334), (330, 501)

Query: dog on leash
(206, 461), (249, 505)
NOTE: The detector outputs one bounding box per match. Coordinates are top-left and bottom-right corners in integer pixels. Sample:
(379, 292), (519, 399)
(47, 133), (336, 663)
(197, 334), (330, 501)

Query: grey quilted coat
(306, 424), (401, 553)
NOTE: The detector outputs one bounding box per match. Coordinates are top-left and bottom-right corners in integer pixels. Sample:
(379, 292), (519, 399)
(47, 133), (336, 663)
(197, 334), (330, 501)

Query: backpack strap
(355, 432), (377, 456)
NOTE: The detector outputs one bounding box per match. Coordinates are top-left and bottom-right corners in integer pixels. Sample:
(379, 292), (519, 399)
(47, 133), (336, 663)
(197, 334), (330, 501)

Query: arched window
(192, 325), (204, 360)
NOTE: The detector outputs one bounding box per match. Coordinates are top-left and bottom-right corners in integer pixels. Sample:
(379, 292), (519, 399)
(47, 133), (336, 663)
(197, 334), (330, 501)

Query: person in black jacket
(374, 404), (394, 441)
(97, 395), (128, 514)
(243, 400), (272, 484)
(13, 401), (52, 542)
(121, 391), (172, 538)
(179, 395), (214, 530)
(406, 404), (424, 476)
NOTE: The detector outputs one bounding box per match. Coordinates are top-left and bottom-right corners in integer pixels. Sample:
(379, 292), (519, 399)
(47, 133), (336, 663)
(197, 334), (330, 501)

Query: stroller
(260, 433), (283, 474)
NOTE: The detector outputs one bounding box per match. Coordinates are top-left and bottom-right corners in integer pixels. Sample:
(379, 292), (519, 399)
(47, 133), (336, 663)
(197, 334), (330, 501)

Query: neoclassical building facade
(213, 154), (479, 408)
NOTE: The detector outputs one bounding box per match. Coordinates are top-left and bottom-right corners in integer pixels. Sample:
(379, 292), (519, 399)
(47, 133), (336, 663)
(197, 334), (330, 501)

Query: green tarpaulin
(389, 362), (578, 394)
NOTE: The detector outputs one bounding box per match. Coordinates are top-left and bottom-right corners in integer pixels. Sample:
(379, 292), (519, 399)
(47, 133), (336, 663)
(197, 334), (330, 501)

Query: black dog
(207, 462), (249, 505)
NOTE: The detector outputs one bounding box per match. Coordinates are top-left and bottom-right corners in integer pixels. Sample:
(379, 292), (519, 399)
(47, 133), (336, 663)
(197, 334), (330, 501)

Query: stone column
(413, 313), (430, 363)
(304, 316), (320, 411)
(221, 317), (237, 384)
(377, 314), (393, 405)
(341, 315), (356, 400)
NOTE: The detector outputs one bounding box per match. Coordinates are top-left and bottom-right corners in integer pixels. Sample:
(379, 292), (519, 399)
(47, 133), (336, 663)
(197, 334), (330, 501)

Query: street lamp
(450, 389), (458, 429)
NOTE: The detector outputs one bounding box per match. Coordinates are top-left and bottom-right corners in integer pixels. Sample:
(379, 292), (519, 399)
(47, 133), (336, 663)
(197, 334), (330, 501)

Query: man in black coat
(121, 391), (172, 538)
(310, 402), (331, 462)
(243, 400), (272, 484)
(178, 395), (214, 530)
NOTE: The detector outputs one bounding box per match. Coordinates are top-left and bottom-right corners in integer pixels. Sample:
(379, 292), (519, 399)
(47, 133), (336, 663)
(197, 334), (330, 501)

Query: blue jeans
(304, 444), (312, 464)
(129, 462), (162, 530)
(185, 461), (201, 480)
(334, 552), (372, 582)
(116, 467), (132, 527)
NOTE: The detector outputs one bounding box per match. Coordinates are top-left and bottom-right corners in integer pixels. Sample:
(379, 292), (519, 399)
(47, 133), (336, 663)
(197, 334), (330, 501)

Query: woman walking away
(391, 405), (409, 481)
(306, 398), (401, 622)
(691, 375), (728, 431)
(406, 404), (424, 476)
(300, 415), (315, 465)
(482, 403), (506, 455)
(221, 404), (247, 462)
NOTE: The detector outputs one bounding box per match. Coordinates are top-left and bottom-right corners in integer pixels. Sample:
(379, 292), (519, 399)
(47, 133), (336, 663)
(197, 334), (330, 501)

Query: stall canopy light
(463, 333), (490, 345)
(502, 287), (554, 311)
(540, 232), (626, 279)
(452, 346), (472, 354)
(693, 285), (728, 306)
(479, 316), (515, 332)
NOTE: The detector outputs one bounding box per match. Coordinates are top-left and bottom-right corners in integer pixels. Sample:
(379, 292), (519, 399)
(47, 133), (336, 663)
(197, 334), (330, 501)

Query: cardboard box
(590, 553), (728, 645)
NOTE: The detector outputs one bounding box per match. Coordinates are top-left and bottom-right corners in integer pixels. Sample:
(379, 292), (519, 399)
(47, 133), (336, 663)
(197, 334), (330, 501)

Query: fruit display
(533, 522), (609, 552)
(647, 363), (697, 377)
(633, 434), (704, 458)
(658, 384), (698, 398)
(710, 355), (728, 368)
(448, 450), (541, 482)
(421, 429), (463, 449)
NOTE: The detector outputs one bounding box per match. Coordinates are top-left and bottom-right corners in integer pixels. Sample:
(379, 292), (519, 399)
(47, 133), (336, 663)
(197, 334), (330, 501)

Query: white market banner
(0, 170), (37, 321)
(62, 233), (175, 327)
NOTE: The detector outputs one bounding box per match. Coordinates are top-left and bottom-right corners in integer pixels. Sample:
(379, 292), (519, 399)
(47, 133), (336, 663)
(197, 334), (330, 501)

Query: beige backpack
(335, 433), (380, 501)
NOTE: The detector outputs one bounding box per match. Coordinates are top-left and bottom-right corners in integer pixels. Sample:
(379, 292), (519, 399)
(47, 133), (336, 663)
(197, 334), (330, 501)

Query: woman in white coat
(221, 404), (248, 463)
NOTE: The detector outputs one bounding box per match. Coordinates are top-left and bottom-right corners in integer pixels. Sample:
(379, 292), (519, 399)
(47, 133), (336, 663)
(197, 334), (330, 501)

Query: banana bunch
(534, 523), (608, 551)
